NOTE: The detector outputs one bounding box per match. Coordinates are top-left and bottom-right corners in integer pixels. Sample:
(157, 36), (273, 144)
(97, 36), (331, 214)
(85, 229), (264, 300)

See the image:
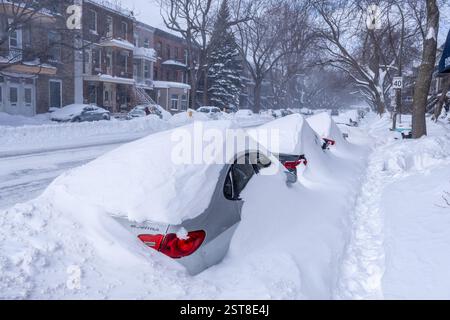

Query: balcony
(134, 47), (157, 62)
(162, 59), (187, 69)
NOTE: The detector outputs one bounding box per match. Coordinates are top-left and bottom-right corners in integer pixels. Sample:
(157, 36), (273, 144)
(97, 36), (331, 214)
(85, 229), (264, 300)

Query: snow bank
(0, 112), (52, 127)
(0, 116), (170, 155)
(168, 109), (210, 126)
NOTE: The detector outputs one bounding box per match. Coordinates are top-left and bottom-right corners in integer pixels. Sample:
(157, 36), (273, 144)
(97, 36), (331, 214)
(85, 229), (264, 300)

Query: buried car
(126, 104), (168, 120)
(51, 104), (111, 122)
(50, 121), (279, 275)
(247, 114), (325, 180)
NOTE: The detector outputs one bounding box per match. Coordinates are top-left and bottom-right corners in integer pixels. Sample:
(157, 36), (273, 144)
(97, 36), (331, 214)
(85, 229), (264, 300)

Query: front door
(49, 80), (62, 109)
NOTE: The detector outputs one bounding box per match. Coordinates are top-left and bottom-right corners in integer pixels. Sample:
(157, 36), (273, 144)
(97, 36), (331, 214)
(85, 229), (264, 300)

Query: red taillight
(138, 230), (206, 259)
(283, 158), (308, 170)
(138, 234), (164, 250)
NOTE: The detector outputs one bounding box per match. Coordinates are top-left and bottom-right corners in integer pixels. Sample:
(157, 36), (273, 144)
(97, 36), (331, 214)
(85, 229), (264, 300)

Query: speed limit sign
(393, 77), (403, 89)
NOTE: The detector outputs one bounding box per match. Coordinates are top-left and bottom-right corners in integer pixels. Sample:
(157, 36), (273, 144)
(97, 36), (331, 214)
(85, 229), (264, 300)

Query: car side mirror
(285, 171), (298, 186)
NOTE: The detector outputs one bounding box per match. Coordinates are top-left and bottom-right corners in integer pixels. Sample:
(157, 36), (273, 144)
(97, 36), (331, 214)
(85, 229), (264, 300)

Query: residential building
(152, 28), (190, 113)
(82, 0), (136, 113)
(133, 22), (157, 103)
(0, 0), (75, 116)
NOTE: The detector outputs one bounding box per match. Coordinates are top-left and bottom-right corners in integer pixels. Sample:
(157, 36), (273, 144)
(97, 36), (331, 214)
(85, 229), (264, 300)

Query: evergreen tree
(207, 0), (243, 110)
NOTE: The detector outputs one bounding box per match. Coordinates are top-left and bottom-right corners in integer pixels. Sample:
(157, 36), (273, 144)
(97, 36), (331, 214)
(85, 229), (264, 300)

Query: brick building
(0, 1), (75, 116)
(152, 28), (190, 112)
(81, 0), (136, 113)
(133, 22), (157, 102)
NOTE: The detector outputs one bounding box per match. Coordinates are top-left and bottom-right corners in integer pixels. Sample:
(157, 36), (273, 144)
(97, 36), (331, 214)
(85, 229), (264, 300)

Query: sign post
(392, 76), (403, 130)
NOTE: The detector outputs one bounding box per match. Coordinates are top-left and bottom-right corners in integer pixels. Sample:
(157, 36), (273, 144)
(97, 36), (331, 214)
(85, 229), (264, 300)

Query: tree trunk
(203, 67), (209, 106)
(412, 0), (439, 139)
(433, 76), (450, 120)
(254, 80), (262, 113)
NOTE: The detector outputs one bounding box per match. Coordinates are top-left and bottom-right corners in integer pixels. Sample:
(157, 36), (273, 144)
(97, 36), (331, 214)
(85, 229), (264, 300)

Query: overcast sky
(121, 0), (168, 31)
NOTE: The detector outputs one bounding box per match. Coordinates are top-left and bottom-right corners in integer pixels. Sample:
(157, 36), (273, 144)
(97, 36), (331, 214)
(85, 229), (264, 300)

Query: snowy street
(0, 143), (122, 210)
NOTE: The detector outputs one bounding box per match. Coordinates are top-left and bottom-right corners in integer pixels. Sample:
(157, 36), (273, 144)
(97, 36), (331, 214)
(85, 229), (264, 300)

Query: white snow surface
(0, 114), (370, 299)
(0, 115), (170, 155)
(4, 111), (450, 300)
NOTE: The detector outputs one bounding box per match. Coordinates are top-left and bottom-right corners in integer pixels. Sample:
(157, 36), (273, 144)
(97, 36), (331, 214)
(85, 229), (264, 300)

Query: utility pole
(67, 0), (84, 104)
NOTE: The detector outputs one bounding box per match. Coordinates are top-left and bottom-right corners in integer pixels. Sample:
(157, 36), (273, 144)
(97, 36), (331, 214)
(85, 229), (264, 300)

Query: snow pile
(336, 114), (450, 300)
(168, 109), (210, 126)
(0, 116), (171, 155)
(0, 115), (370, 299)
(0, 112), (52, 127)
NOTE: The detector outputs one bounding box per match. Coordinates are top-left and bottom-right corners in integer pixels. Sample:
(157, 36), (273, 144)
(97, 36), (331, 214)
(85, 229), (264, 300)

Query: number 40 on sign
(393, 77), (403, 90)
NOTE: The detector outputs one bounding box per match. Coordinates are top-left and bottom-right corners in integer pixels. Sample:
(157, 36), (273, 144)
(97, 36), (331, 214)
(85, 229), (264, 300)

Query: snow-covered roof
(86, 0), (135, 19)
(84, 74), (135, 85)
(134, 47), (157, 61)
(46, 121), (260, 225)
(100, 39), (135, 51)
(162, 60), (187, 68)
(153, 81), (191, 90)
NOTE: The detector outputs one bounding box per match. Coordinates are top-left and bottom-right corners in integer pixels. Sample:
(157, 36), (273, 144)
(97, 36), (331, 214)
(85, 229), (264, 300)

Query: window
(9, 87), (18, 106)
(181, 95), (188, 111)
(49, 80), (62, 108)
(144, 38), (150, 48)
(166, 45), (170, 59)
(92, 49), (100, 70)
(224, 154), (268, 200)
(87, 10), (97, 32)
(24, 88), (32, 105)
(104, 90), (109, 102)
(121, 22), (128, 40)
(106, 16), (113, 38)
(88, 85), (97, 104)
(118, 51), (129, 73)
(175, 47), (179, 59)
(144, 63), (150, 79)
(8, 19), (22, 50)
(48, 31), (62, 62)
(156, 42), (162, 55)
(170, 94), (179, 110)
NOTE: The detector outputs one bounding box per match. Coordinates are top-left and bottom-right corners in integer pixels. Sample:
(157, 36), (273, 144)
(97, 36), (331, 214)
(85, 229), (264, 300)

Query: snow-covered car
(235, 109), (254, 118)
(126, 104), (169, 120)
(51, 104), (111, 123)
(55, 121), (278, 275)
(248, 114), (325, 180)
(197, 106), (222, 120)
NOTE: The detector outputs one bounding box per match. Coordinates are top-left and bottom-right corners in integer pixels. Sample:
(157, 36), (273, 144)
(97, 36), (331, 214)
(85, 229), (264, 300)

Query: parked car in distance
(235, 109), (254, 118)
(331, 110), (339, 116)
(197, 106), (222, 120)
(51, 104), (111, 122)
(127, 104), (168, 120)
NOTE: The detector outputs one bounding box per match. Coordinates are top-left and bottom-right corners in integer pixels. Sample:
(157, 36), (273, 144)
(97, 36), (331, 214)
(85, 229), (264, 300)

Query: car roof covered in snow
(51, 104), (105, 119)
(46, 121), (262, 225)
(247, 114), (318, 156)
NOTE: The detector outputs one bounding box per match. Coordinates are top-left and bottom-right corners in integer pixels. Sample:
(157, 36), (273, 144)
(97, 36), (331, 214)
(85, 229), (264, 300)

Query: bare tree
(412, 0), (439, 138)
(236, 0), (311, 113)
(313, 0), (425, 115)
